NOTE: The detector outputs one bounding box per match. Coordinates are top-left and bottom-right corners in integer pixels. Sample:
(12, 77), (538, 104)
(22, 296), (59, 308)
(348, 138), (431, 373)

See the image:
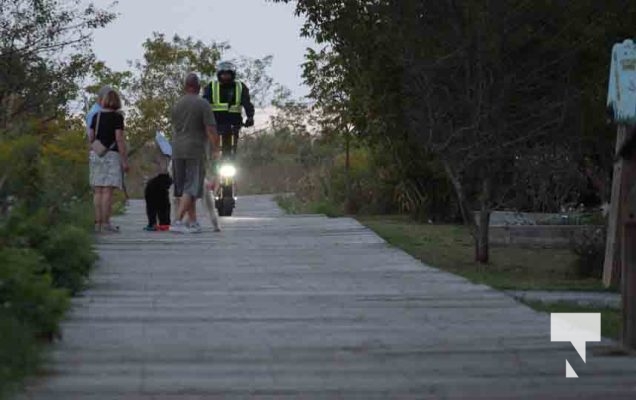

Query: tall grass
(249, 130), (455, 220)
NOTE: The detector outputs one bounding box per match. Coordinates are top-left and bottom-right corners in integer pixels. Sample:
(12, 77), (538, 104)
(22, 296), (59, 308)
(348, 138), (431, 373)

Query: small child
(144, 133), (173, 232)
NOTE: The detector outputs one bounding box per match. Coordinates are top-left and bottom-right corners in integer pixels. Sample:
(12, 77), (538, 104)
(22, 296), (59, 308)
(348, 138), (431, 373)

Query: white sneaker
(170, 221), (188, 234)
(187, 222), (203, 234)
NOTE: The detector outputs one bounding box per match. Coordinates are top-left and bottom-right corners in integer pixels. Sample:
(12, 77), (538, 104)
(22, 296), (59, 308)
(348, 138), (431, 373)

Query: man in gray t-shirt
(170, 73), (219, 234)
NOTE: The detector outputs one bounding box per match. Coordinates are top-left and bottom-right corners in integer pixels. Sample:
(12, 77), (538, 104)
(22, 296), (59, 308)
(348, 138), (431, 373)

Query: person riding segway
(202, 61), (255, 216)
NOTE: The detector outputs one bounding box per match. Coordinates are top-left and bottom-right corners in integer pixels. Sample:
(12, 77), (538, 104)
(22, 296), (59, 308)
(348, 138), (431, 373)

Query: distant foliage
(272, 0), (633, 261)
(85, 33), (276, 155)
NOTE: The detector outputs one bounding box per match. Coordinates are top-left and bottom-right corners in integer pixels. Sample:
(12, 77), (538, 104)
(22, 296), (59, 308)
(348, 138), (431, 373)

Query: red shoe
(157, 224), (171, 231)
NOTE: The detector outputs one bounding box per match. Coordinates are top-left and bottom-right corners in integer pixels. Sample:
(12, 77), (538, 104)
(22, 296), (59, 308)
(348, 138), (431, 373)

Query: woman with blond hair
(88, 90), (129, 233)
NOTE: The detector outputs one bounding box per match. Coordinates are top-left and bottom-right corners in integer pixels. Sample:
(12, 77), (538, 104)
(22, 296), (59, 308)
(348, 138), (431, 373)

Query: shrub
(0, 207), (51, 250)
(309, 199), (344, 218)
(569, 226), (606, 279)
(0, 312), (40, 397)
(41, 224), (96, 294)
(0, 122), (96, 397)
(275, 194), (302, 214)
(0, 248), (69, 338)
(242, 129), (456, 221)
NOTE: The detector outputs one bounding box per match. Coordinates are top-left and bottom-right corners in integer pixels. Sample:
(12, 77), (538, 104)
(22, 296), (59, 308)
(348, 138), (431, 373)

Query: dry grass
(238, 161), (306, 195)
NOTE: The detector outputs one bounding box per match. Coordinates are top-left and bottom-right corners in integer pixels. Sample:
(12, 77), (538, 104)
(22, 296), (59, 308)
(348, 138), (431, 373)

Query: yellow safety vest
(211, 81), (243, 114)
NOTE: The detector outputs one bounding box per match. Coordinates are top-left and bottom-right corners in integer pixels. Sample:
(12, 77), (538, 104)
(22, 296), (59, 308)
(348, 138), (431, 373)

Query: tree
(269, 84), (314, 137)
(88, 33), (277, 153)
(124, 33), (227, 149)
(302, 47), (360, 212)
(275, 0), (633, 263)
(0, 0), (116, 128)
(237, 55), (275, 107)
(85, 61), (134, 107)
(1, 0), (115, 214)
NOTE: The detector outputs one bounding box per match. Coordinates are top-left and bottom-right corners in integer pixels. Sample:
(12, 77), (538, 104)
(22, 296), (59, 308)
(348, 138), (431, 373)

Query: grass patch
(523, 301), (621, 340)
(358, 215), (608, 292)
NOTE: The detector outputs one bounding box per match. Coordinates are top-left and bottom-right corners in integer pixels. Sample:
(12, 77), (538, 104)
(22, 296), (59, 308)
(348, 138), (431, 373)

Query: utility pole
(605, 39), (636, 350)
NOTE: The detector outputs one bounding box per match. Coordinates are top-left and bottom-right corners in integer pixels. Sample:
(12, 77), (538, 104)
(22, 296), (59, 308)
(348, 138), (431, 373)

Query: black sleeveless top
(90, 111), (124, 152)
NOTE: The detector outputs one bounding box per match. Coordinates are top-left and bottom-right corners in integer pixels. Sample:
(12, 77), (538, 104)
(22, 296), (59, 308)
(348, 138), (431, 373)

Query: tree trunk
(442, 161), (492, 263)
(442, 161), (473, 226)
(476, 203), (491, 264)
(604, 125), (628, 288)
(475, 178), (492, 264)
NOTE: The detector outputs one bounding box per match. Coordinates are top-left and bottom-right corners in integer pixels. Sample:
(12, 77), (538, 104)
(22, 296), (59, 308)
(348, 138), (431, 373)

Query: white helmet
(216, 61), (237, 74)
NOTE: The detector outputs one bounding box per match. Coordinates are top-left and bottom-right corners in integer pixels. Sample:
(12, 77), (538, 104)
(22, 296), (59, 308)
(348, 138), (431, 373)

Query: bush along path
(17, 196), (636, 399)
(0, 127), (97, 399)
(0, 0), (115, 396)
(0, 204), (97, 399)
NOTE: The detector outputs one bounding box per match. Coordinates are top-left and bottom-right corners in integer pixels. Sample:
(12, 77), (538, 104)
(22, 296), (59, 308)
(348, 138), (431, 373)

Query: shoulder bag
(91, 112), (115, 157)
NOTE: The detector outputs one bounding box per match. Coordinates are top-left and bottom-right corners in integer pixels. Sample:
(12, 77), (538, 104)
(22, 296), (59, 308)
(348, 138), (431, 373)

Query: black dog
(144, 173), (173, 231)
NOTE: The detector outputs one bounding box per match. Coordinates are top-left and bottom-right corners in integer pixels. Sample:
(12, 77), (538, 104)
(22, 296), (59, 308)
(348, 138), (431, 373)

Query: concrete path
(20, 196), (636, 399)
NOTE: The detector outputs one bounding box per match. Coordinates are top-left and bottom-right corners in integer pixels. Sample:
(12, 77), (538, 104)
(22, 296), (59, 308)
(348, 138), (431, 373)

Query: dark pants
(145, 173), (172, 226)
(218, 124), (241, 160)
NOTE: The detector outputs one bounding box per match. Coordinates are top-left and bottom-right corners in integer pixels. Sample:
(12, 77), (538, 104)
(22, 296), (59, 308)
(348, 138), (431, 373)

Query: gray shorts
(172, 158), (205, 199)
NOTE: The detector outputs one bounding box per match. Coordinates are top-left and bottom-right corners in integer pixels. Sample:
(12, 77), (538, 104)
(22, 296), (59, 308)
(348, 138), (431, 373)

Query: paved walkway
(20, 196), (636, 399)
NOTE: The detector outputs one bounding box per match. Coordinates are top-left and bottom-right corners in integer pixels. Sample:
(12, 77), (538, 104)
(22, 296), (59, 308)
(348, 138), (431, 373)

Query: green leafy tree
(85, 61), (135, 107)
(91, 33), (276, 153)
(124, 33), (227, 148)
(237, 55), (275, 107)
(1, 3), (114, 392)
(275, 0), (635, 263)
(0, 0), (116, 128)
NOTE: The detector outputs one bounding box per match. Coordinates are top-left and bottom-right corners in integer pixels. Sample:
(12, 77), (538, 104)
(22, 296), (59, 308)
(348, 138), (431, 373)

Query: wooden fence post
(604, 126), (627, 288)
(606, 38), (636, 350)
(621, 160), (636, 349)
(622, 223), (636, 349)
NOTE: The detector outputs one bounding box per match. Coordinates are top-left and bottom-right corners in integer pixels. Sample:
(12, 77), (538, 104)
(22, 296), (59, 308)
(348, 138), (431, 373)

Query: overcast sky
(89, 0), (315, 99)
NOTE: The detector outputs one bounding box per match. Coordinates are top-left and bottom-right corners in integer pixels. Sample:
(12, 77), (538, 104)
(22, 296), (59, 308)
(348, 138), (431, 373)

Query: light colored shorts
(89, 151), (122, 189)
(172, 158), (205, 199)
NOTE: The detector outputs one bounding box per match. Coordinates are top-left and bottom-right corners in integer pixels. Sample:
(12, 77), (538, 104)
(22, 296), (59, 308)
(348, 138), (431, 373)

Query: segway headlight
(219, 164), (237, 178)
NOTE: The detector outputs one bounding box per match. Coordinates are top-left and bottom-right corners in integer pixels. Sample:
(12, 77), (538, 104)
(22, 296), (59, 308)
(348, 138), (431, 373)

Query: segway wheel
(217, 197), (234, 217)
